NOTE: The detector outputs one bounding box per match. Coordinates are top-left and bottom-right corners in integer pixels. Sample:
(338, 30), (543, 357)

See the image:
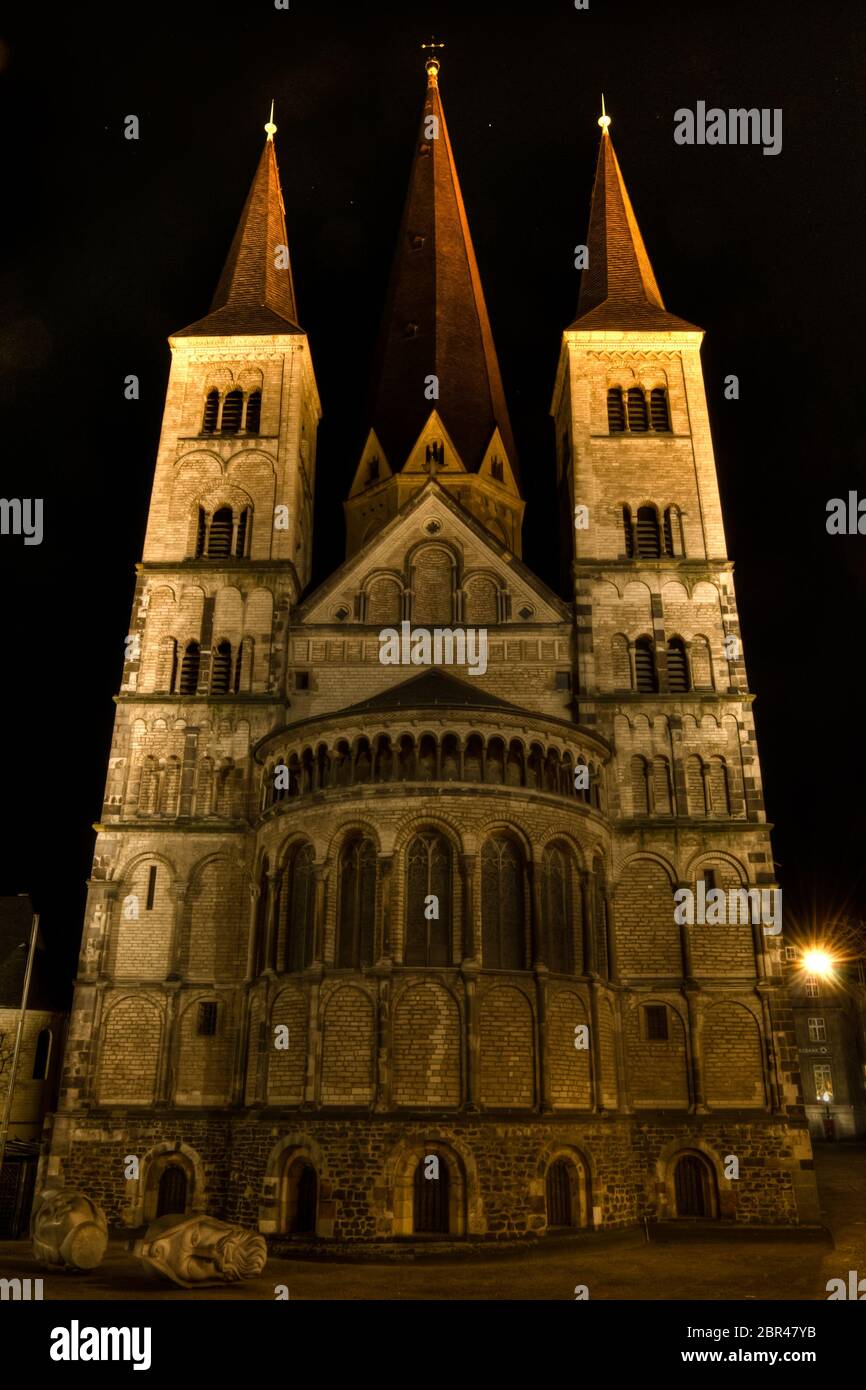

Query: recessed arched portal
(673, 1151), (718, 1218)
(280, 1156), (319, 1235)
(413, 1156), (450, 1234)
(156, 1165), (189, 1218)
(545, 1152), (591, 1229)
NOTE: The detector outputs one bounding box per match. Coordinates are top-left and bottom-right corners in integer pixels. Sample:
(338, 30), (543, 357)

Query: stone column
(166, 884), (187, 980)
(263, 870), (280, 972)
(529, 858), (546, 968)
(374, 972), (392, 1112)
(156, 986), (179, 1104)
(536, 973), (551, 1111)
(378, 854), (394, 961)
(581, 871), (596, 976)
(588, 981), (604, 1112)
(604, 891), (620, 983)
(685, 988), (707, 1112)
(463, 970), (480, 1108)
(311, 866), (327, 965)
(244, 881), (260, 982)
(676, 880), (694, 980)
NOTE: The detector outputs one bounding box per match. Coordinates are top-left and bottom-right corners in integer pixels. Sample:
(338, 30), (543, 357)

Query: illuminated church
(46, 57), (818, 1242)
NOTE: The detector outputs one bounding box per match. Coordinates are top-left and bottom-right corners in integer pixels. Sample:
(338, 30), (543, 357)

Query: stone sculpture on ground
(134, 1214), (267, 1288)
(31, 1186), (109, 1270)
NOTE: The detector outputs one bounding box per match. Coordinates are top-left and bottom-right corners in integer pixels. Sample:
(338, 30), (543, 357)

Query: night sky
(1, 1), (863, 991)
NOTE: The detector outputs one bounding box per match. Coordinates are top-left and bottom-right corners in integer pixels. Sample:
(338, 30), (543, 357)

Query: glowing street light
(802, 949), (835, 978)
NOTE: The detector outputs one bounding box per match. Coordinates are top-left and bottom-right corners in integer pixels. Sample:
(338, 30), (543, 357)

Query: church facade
(46, 60), (819, 1242)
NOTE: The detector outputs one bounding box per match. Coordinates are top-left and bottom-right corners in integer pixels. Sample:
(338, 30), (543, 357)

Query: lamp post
(821, 1089), (835, 1141)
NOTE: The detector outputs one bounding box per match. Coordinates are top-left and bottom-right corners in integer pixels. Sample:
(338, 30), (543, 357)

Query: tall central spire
(571, 112), (697, 331)
(367, 56), (518, 475)
(176, 116), (302, 337)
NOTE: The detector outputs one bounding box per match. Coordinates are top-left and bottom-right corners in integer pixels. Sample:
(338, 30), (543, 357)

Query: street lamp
(821, 1089), (835, 1141)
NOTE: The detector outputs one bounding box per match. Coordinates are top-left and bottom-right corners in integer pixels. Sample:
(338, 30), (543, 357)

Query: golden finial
(265, 99), (277, 141)
(421, 35), (445, 84)
(598, 94), (611, 133)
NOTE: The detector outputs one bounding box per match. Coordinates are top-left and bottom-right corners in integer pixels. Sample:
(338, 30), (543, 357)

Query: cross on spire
(421, 35), (445, 82)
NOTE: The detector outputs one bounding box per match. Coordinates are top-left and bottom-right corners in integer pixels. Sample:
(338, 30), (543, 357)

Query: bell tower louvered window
(650, 387), (670, 431)
(245, 390), (261, 433)
(636, 506), (661, 558)
(667, 638), (690, 693)
(207, 507), (233, 558)
(607, 387), (625, 433)
(195, 507), (206, 558)
(481, 835), (525, 970)
(202, 389), (219, 434)
(235, 507), (250, 558)
(337, 837), (377, 968)
(405, 832), (452, 966)
(211, 640), (232, 695)
(627, 387), (648, 432)
(220, 389), (243, 434)
(662, 508), (674, 556)
(634, 636), (658, 692)
(542, 845), (574, 974)
(178, 641), (200, 696)
(623, 506), (635, 558)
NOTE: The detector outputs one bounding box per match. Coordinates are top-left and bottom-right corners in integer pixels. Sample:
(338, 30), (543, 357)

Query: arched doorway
(674, 1153), (717, 1218)
(281, 1157), (318, 1235)
(545, 1154), (591, 1229)
(156, 1165), (188, 1218)
(413, 1156), (450, 1234)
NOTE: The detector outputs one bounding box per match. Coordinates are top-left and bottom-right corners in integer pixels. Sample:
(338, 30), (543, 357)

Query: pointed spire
(176, 121), (302, 337)
(366, 56), (518, 477)
(571, 112), (698, 331)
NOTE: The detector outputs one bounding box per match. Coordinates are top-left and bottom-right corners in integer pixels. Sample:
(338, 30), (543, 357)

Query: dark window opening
(627, 387), (648, 432)
(235, 507), (250, 558)
(211, 640), (232, 695)
(156, 1166), (188, 1218)
(179, 642), (200, 696)
(413, 1158), (449, 1234)
(645, 1004), (669, 1040)
(32, 1029), (51, 1081)
(245, 390), (261, 433)
(650, 387), (670, 431)
(197, 1001), (218, 1036)
(623, 505), (635, 558)
(202, 390), (219, 434)
(491, 457), (504, 482)
(634, 637), (658, 693)
(555, 671), (572, 691)
(146, 865), (157, 911)
(607, 387), (625, 433)
(195, 507), (206, 558)
(636, 506), (661, 558)
(294, 670), (310, 691)
(667, 638), (690, 693)
(546, 1160), (573, 1228)
(220, 389), (243, 434)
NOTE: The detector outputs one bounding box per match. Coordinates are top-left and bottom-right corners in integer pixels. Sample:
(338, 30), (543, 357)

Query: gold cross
(421, 35), (445, 79)
(421, 35), (445, 56)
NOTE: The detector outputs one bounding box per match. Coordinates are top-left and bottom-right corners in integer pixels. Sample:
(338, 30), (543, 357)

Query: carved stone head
(31, 1186), (109, 1270)
(134, 1214), (267, 1287)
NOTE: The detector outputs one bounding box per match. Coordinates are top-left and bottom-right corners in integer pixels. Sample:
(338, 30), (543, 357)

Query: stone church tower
(47, 62), (817, 1240)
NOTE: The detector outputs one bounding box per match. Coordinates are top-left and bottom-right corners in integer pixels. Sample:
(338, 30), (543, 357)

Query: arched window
(178, 641), (200, 696)
(244, 390), (261, 434)
(282, 842), (315, 972)
(412, 546), (454, 625)
(207, 507), (233, 558)
(235, 507), (250, 558)
(159, 757), (181, 816)
(634, 636), (657, 692)
(542, 845), (574, 974)
(404, 832), (452, 966)
(650, 387), (670, 432)
(413, 1156), (450, 1234)
(631, 755), (650, 816)
(202, 389), (219, 434)
(32, 1028), (51, 1080)
(690, 636), (713, 690)
(546, 1159), (574, 1228)
(254, 856), (270, 975)
(210, 640), (232, 695)
(666, 638), (690, 693)
(686, 755), (707, 815)
(627, 387), (648, 432)
(337, 837), (377, 968)
(481, 835), (525, 970)
(195, 506), (206, 557)
(635, 505), (661, 558)
(593, 865), (610, 977)
(622, 505), (635, 558)
(138, 757), (159, 815)
(220, 389), (243, 434)
(607, 387), (625, 433)
(611, 634), (631, 689)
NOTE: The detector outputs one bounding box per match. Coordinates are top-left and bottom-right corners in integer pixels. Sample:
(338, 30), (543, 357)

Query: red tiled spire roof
(367, 62), (519, 477)
(571, 129), (699, 332)
(176, 134), (302, 336)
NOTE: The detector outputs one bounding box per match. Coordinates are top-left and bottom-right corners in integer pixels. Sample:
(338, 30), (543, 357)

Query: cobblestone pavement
(1, 1142), (863, 1301)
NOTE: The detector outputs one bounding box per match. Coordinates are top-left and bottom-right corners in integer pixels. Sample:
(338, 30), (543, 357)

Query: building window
(32, 1028), (52, 1080)
(785, 945), (798, 962)
(293, 671), (310, 692)
(202, 389), (219, 434)
(337, 837), (377, 968)
(220, 389), (243, 434)
(197, 1001), (218, 1036)
(644, 1004), (669, 1040)
(210, 640), (233, 695)
(555, 671), (572, 691)
(178, 641), (200, 696)
(650, 387), (670, 431)
(404, 832), (452, 966)
(607, 387), (625, 433)
(634, 636), (658, 692)
(702, 868), (718, 892)
(207, 507), (233, 558)
(195, 507), (206, 557)
(667, 638), (690, 693)
(490, 457), (504, 482)
(541, 845), (574, 974)
(807, 1017), (827, 1043)
(245, 390), (262, 433)
(146, 865), (157, 911)
(481, 835), (525, 970)
(813, 1064), (833, 1100)
(282, 842), (316, 973)
(804, 975), (820, 998)
(635, 505), (661, 558)
(622, 505), (635, 557)
(627, 387), (648, 432)
(235, 507), (250, 558)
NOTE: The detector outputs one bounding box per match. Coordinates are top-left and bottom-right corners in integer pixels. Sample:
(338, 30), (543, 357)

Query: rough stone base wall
(51, 1110), (813, 1239)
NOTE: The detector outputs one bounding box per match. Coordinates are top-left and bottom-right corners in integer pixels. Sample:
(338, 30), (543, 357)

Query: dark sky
(1, 0), (863, 990)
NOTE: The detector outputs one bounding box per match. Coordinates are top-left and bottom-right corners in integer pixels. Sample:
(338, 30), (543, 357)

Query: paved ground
(2, 1142), (864, 1300)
